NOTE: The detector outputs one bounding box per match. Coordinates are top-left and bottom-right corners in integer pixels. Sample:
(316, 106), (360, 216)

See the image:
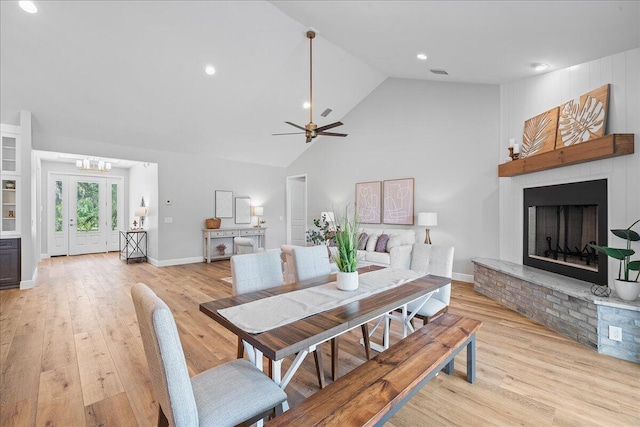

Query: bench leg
(466, 335), (476, 383)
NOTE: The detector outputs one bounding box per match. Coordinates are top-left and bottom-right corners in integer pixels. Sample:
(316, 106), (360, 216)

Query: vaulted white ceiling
(1, 1), (638, 167)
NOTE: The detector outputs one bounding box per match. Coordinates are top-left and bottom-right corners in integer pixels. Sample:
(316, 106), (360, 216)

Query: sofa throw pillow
(375, 234), (390, 252)
(358, 232), (369, 250)
(366, 234), (380, 252)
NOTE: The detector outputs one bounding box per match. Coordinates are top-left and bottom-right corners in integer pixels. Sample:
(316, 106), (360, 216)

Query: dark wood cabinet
(0, 238), (20, 289)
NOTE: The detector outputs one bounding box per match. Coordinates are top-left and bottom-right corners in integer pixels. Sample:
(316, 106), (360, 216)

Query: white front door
(287, 175), (307, 246)
(48, 173), (124, 256)
(69, 175), (106, 255)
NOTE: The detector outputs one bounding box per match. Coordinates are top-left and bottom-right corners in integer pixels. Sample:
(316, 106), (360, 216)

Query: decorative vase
(337, 271), (359, 291)
(614, 279), (640, 301)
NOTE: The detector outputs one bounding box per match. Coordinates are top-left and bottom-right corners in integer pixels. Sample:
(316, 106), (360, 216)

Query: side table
(119, 230), (148, 264)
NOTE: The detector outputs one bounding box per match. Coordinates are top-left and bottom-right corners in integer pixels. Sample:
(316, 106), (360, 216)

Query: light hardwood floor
(1, 253), (638, 426)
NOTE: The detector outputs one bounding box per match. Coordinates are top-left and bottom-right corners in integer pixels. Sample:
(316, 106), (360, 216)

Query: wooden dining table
(199, 265), (450, 394)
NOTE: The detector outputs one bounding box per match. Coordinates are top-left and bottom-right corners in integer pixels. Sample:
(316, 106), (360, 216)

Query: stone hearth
(473, 258), (639, 363)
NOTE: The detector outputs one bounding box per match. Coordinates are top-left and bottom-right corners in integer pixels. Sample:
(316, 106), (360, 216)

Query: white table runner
(218, 268), (425, 334)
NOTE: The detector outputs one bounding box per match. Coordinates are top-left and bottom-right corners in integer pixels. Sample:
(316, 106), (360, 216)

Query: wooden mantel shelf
(498, 134), (634, 177)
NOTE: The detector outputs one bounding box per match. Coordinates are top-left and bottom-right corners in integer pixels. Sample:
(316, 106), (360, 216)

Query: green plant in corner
(589, 219), (640, 282)
(306, 213), (340, 246)
(330, 206), (361, 273)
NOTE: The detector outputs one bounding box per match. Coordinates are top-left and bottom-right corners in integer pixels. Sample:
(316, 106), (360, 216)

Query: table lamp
(253, 206), (264, 227)
(418, 212), (437, 244)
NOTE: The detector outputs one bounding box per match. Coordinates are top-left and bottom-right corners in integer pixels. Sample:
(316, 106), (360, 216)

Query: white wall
(286, 78), (501, 277)
(499, 48), (640, 285)
(32, 133), (288, 265)
(128, 162), (158, 260)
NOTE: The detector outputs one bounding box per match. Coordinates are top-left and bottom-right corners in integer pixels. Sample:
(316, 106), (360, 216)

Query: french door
(48, 173), (123, 256)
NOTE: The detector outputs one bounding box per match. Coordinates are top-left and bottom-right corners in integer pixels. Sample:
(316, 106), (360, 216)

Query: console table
(202, 227), (266, 263)
(119, 230), (148, 264)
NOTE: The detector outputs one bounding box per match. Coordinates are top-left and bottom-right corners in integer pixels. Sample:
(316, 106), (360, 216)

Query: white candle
(509, 138), (515, 147)
(513, 143), (520, 154)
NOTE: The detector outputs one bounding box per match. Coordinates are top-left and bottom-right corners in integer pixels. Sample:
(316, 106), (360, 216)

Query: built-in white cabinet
(1, 178), (21, 235)
(1, 126), (21, 236)
(1, 131), (21, 175)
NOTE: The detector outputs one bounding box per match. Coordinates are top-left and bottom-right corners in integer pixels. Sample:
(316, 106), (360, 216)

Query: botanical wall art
(383, 178), (414, 225)
(355, 181), (381, 224)
(235, 197), (251, 224)
(521, 107), (559, 158)
(215, 190), (233, 218)
(556, 84), (609, 147)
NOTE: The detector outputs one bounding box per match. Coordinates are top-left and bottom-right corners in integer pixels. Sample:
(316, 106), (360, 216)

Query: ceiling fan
(273, 30), (347, 143)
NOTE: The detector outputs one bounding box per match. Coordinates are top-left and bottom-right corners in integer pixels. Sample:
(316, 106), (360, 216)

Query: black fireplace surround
(523, 179), (608, 285)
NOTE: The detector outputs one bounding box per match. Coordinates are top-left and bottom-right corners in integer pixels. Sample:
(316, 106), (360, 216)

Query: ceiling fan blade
(316, 121), (343, 132)
(285, 121), (306, 131)
(317, 131), (348, 137)
(272, 132), (305, 136)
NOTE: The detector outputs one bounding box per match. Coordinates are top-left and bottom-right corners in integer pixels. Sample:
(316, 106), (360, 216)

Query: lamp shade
(253, 206), (264, 216)
(418, 212), (437, 227)
(321, 211), (335, 223)
(135, 207), (148, 217)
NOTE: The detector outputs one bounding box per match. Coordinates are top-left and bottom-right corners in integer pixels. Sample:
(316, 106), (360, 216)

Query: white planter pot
(337, 271), (359, 291)
(614, 279), (640, 301)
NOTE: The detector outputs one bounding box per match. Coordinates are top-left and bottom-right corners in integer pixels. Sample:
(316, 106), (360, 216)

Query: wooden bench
(266, 313), (482, 427)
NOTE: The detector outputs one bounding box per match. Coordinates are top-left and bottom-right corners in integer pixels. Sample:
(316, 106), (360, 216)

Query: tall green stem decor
(331, 206), (361, 273)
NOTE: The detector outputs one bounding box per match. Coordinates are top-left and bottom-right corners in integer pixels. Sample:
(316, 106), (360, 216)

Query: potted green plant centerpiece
(331, 206), (361, 291)
(590, 219), (640, 301)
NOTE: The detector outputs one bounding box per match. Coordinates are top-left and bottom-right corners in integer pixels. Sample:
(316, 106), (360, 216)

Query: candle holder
(508, 146), (520, 160)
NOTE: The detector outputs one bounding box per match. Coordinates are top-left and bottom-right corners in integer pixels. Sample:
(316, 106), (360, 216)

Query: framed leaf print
(356, 181), (381, 224)
(215, 190), (233, 218)
(383, 178), (414, 225)
(521, 107), (559, 158)
(556, 84), (609, 147)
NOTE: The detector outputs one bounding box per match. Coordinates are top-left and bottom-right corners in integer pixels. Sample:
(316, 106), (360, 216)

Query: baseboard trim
(452, 272), (473, 283)
(149, 256), (202, 267)
(20, 267), (38, 289)
(40, 253), (51, 260)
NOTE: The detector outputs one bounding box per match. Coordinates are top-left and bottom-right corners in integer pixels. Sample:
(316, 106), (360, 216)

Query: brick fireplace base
(473, 258), (639, 363)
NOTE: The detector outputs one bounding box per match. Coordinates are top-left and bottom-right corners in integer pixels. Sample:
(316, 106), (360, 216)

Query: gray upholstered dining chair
(131, 282), (287, 427)
(406, 243), (455, 324)
(231, 251), (326, 389)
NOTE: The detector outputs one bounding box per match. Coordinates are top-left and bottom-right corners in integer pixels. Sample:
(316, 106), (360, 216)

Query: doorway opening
(48, 173), (124, 256)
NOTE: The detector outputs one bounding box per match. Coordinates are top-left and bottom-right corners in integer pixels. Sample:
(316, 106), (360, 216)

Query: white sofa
(345, 228), (416, 269)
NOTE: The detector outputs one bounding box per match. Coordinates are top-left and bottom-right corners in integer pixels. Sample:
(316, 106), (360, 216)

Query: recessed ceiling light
(416, 53), (428, 61)
(531, 63), (550, 72)
(19, 1), (37, 13)
(303, 101), (310, 109)
(205, 65), (216, 75)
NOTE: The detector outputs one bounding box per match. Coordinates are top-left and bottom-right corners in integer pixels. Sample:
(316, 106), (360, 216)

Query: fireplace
(523, 179), (608, 284)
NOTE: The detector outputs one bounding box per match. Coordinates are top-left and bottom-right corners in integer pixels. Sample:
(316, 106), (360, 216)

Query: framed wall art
(383, 178), (414, 225)
(215, 190), (233, 218)
(556, 83), (609, 147)
(356, 181), (382, 224)
(521, 106), (559, 158)
(235, 197), (251, 224)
